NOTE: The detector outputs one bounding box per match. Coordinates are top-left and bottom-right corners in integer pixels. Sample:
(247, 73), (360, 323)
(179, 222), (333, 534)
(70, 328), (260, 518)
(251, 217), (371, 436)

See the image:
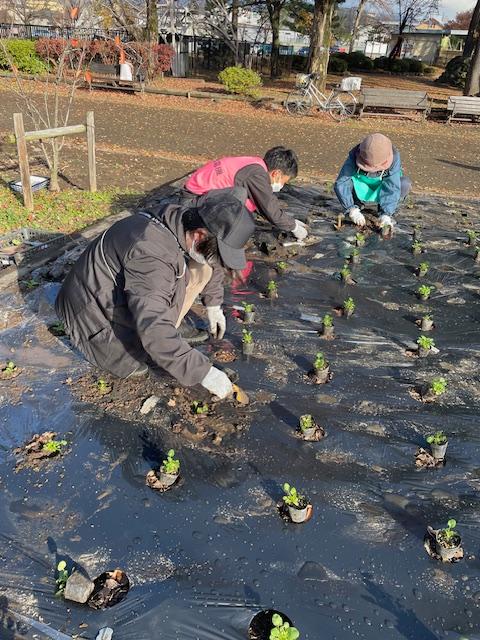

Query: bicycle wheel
(328, 92), (357, 121)
(285, 91), (312, 116)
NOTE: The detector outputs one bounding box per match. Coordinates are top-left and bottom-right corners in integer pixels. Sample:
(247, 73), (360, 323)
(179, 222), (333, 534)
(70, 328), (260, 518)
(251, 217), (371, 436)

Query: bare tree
(2, 39), (88, 191)
(307, 0), (337, 89)
(1, 0), (53, 25)
(388, 0), (439, 59)
(464, 0), (480, 59)
(465, 0), (480, 95)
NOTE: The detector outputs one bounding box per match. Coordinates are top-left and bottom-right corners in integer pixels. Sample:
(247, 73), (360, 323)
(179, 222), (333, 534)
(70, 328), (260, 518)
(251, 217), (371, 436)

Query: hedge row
(0, 38), (174, 77)
(329, 51), (434, 75)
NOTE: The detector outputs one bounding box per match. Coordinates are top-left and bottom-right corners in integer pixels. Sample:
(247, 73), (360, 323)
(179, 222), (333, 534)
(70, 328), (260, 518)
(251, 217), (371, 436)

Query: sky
(439, 0), (475, 20)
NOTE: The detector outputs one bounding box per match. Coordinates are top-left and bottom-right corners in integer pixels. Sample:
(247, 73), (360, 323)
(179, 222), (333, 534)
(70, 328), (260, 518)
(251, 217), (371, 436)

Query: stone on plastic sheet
(96, 628), (114, 640)
(140, 395), (160, 415)
(63, 571), (95, 604)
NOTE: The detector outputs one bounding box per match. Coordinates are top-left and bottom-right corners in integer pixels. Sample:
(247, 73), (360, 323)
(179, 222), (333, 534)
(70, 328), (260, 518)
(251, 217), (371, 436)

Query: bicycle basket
(340, 76), (362, 92)
(295, 73), (309, 88)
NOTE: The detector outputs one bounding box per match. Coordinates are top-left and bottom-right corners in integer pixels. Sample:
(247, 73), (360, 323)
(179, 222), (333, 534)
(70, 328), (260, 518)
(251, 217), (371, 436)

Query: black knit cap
(196, 187), (255, 270)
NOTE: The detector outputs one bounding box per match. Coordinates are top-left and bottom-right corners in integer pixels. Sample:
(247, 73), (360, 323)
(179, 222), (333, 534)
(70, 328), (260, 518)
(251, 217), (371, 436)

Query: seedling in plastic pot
(282, 482), (309, 523)
(417, 261), (429, 277)
(466, 229), (478, 246)
(421, 314), (434, 332)
(309, 352), (330, 384)
(411, 240), (423, 255)
(417, 335), (435, 357)
(270, 613), (300, 640)
(434, 518), (462, 562)
(266, 280), (278, 300)
(55, 561), (69, 597)
(321, 313), (334, 339)
(191, 400), (209, 415)
(157, 448), (180, 487)
(355, 232), (365, 247)
(276, 261), (289, 274)
(422, 378), (447, 403)
(426, 431), (448, 460)
(242, 328), (254, 355)
(298, 414), (323, 441)
(43, 439), (67, 455)
(339, 263), (353, 284)
(417, 284), (432, 301)
(343, 297), (355, 318)
(97, 378), (112, 395)
(242, 302), (255, 324)
(349, 247), (360, 264)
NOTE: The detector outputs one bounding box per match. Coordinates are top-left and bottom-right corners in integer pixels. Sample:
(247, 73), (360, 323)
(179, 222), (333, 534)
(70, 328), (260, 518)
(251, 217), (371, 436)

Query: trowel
(223, 367), (250, 405)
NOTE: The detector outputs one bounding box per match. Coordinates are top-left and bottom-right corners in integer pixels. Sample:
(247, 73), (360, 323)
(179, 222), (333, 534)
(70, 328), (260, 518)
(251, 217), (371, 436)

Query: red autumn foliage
(34, 38), (174, 77)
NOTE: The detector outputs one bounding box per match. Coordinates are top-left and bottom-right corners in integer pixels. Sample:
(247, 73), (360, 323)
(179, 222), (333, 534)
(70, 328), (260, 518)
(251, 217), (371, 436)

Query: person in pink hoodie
(184, 146), (308, 241)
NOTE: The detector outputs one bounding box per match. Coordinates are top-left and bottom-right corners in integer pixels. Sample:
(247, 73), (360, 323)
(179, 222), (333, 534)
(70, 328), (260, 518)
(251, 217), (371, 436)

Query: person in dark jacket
(55, 188), (255, 399)
(334, 133), (411, 229)
(184, 146), (308, 241)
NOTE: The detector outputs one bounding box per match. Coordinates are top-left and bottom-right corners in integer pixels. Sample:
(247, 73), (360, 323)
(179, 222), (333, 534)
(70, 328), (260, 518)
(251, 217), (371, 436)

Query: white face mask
(188, 240), (207, 264)
(272, 182), (283, 193)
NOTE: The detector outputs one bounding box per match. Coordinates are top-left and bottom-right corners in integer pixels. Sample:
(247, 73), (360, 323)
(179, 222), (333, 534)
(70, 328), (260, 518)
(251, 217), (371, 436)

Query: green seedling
(343, 297), (356, 315)
(43, 439), (67, 454)
(355, 233), (365, 246)
(276, 261), (289, 272)
(97, 378), (111, 394)
(267, 280), (278, 294)
(242, 302), (255, 313)
(270, 613), (300, 640)
(11, 238), (22, 246)
(418, 284), (432, 299)
(3, 361), (17, 373)
(466, 229), (478, 244)
(322, 313), (334, 328)
(438, 518), (460, 547)
(299, 415), (314, 432)
(162, 449), (180, 475)
(350, 247), (360, 258)
(55, 560), (69, 596)
(313, 352), (328, 371)
(430, 377), (447, 396)
(23, 278), (39, 290)
(418, 261), (429, 276)
(191, 400), (209, 415)
(282, 483), (305, 508)
(423, 314), (433, 323)
(426, 431), (447, 446)
(50, 321), (65, 335)
(417, 335), (435, 351)
(412, 240), (423, 254)
(242, 328), (253, 344)
(340, 263), (351, 280)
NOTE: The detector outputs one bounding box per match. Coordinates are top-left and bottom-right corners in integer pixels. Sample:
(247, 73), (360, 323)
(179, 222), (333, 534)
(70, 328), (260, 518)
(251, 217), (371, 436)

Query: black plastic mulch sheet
(0, 185), (480, 640)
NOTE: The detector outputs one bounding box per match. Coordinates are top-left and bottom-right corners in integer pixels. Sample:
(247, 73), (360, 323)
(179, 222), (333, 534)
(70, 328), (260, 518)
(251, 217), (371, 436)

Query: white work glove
(378, 214), (394, 228)
(348, 207), (366, 227)
(201, 366), (233, 399)
(292, 219), (308, 241)
(206, 305), (226, 339)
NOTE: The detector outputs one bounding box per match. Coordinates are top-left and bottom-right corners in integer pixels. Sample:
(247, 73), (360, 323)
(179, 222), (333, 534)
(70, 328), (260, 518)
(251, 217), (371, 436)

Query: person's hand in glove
(201, 366), (233, 399)
(348, 207), (366, 227)
(378, 214), (394, 228)
(206, 305), (226, 339)
(292, 219), (308, 241)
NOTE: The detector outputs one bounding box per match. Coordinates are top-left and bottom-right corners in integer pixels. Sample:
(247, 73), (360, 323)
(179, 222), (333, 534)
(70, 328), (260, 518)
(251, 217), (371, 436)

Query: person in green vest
(334, 133), (411, 229)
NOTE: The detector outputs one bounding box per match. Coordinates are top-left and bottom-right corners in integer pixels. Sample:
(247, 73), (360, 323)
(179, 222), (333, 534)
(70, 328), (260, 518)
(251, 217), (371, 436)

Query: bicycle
(285, 73), (359, 121)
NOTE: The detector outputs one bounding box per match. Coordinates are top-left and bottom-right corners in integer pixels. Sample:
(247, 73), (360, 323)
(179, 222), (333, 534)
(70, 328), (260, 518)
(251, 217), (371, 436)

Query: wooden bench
(359, 88), (431, 120)
(85, 62), (144, 93)
(447, 96), (480, 123)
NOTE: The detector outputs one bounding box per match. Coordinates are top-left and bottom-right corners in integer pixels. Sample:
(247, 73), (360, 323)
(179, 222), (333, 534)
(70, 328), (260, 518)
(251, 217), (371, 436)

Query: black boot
(178, 316), (209, 344)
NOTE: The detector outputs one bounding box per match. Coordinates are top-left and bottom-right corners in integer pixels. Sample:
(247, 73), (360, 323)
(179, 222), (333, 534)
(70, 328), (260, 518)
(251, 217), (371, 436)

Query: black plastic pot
(344, 308), (354, 319)
(267, 290), (278, 300)
(244, 311), (255, 325)
(434, 531), (462, 562)
(88, 569), (130, 610)
(310, 365), (330, 384)
(418, 346), (431, 358)
(248, 610), (294, 640)
(322, 324), (335, 339)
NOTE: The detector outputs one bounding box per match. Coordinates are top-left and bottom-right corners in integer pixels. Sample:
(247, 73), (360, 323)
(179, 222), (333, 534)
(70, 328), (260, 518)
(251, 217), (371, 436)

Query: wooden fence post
(86, 111), (97, 192)
(13, 113), (34, 211)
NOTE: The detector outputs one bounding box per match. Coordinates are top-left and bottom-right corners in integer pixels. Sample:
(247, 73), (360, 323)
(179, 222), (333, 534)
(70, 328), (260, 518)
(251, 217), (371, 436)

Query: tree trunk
(145, 0), (159, 43)
(464, 0), (480, 58)
(465, 33), (480, 95)
(308, 0), (335, 90)
(389, 35), (404, 59)
(269, 3), (282, 79)
(349, 0), (366, 54)
(231, 0), (240, 64)
(49, 140), (60, 192)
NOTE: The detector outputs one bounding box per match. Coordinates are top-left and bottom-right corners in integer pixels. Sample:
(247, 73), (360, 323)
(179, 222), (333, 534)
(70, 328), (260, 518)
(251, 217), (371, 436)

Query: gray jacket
(55, 204), (222, 385)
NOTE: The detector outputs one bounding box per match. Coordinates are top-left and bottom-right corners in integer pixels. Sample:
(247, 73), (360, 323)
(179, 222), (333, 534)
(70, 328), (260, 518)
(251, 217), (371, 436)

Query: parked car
(297, 47), (310, 57)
